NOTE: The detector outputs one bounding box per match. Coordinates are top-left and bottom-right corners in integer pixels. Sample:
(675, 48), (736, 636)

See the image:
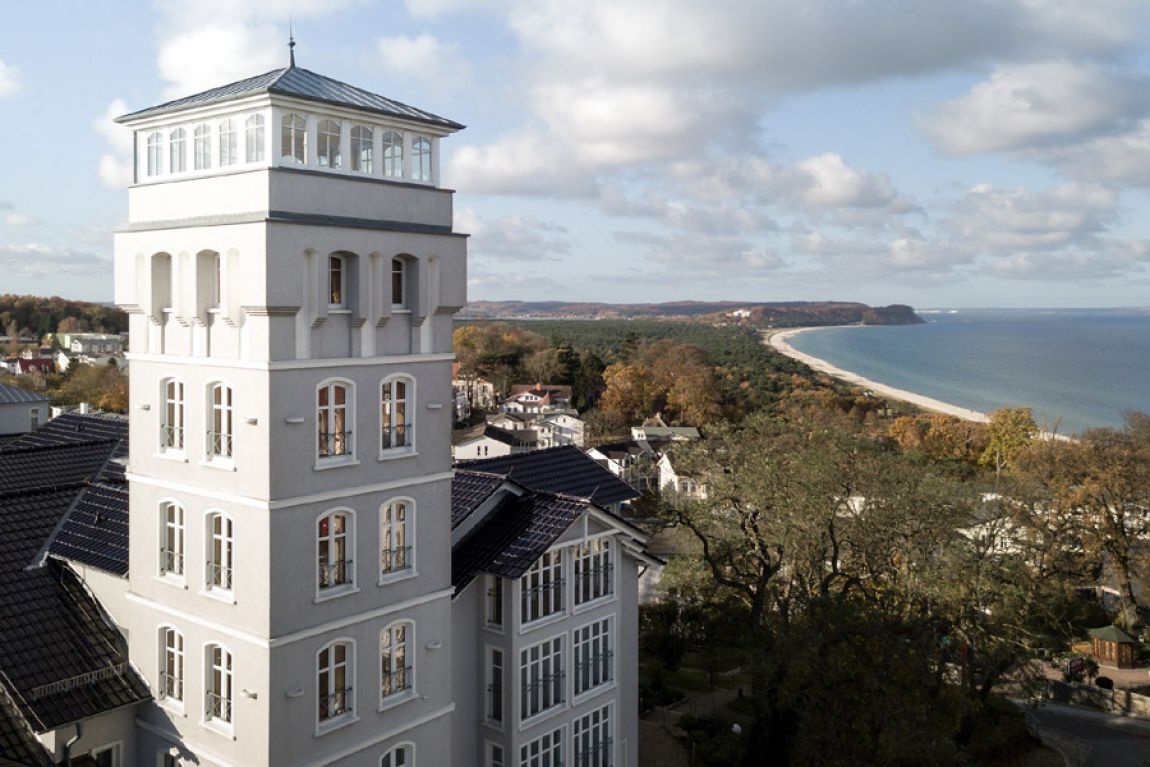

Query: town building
(0, 382), (49, 435)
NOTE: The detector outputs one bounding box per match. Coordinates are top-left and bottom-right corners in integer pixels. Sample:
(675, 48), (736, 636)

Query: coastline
(766, 327), (991, 424)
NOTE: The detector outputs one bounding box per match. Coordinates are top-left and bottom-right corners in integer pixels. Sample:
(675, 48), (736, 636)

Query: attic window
(282, 113), (306, 164)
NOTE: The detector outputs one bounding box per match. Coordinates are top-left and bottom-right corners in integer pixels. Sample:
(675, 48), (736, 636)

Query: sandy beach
(767, 327), (991, 424)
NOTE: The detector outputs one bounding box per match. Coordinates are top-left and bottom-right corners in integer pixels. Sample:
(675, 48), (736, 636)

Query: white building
(0, 382), (49, 434)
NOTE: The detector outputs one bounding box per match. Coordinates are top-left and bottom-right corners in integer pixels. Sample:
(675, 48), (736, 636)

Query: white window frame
(317, 509), (356, 597)
(573, 703), (613, 767)
(379, 499), (413, 582)
(328, 254), (346, 307)
(159, 626), (184, 711)
(282, 112), (306, 164)
(204, 642), (234, 732)
(485, 645), (504, 727)
(520, 549), (563, 626)
(519, 634), (564, 723)
(317, 379), (355, 464)
(218, 118), (237, 166)
(486, 741), (505, 767)
(89, 742), (123, 767)
(207, 382), (234, 463)
(193, 123), (212, 171)
(317, 639), (356, 731)
(205, 512), (234, 597)
(519, 724), (563, 767)
(380, 743), (414, 767)
(573, 617), (613, 698)
(352, 125), (373, 173)
(574, 537), (613, 607)
(147, 132), (163, 177)
(380, 376), (414, 456)
(245, 114), (265, 163)
(160, 377), (185, 455)
(391, 257), (407, 308)
(484, 574), (504, 631)
(382, 130), (403, 178)
(380, 621), (414, 708)
(412, 136), (432, 182)
(318, 118), (342, 168)
(169, 128), (186, 173)
(160, 501), (185, 579)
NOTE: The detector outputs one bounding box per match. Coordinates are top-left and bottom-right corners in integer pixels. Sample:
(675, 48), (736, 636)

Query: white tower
(114, 57), (466, 767)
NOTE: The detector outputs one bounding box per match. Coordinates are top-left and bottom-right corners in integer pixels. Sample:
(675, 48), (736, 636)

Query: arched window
(318, 640), (354, 723)
(412, 137), (431, 182)
(161, 378), (184, 451)
(160, 501), (184, 577)
(193, 123), (212, 170)
(328, 254), (345, 307)
(382, 131), (403, 178)
(169, 128), (186, 173)
(317, 381), (353, 459)
(218, 118), (237, 166)
(147, 132), (163, 177)
(245, 114), (265, 162)
(159, 626), (184, 703)
(380, 500), (411, 577)
(206, 512), (234, 592)
(351, 125), (373, 173)
(318, 119), (342, 168)
(380, 622), (412, 701)
(380, 744), (413, 767)
(208, 383), (234, 460)
(381, 376), (413, 452)
(391, 257), (407, 307)
(318, 510), (353, 590)
(205, 643), (233, 725)
(282, 113), (306, 164)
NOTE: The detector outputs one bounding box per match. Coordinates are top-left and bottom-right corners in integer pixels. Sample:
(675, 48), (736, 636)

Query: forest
(0, 294), (128, 340)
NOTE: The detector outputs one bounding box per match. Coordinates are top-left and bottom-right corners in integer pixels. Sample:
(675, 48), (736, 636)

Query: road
(1030, 703), (1150, 767)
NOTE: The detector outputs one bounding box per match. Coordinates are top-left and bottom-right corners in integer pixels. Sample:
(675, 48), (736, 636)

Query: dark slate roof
(2, 412), (127, 449)
(452, 490), (590, 592)
(456, 445), (640, 507)
(0, 685), (50, 767)
(46, 480), (129, 576)
(0, 442), (120, 494)
(0, 385), (48, 406)
(450, 470), (505, 528)
(117, 66), (464, 130)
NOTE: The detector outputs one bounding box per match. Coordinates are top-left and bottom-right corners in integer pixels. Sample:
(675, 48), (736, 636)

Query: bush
(1095, 676), (1114, 690)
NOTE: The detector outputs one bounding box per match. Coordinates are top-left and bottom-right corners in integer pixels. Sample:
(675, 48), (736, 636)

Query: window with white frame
(485, 646), (503, 724)
(318, 640), (354, 723)
(380, 744), (412, 767)
(412, 137), (431, 182)
(147, 132), (163, 176)
(574, 537), (612, 605)
(391, 258), (407, 307)
(161, 378), (184, 451)
(318, 511), (353, 590)
(520, 725), (563, 767)
(206, 513), (234, 592)
(208, 383), (233, 460)
(205, 644), (233, 725)
(382, 131), (403, 178)
(380, 377), (412, 452)
(159, 626), (184, 703)
(520, 636), (563, 720)
(90, 743), (122, 767)
(488, 743), (504, 767)
(245, 114), (265, 162)
(218, 118), (237, 166)
(193, 123), (211, 170)
(317, 381), (352, 459)
(521, 550), (563, 624)
(161, 501), (184, 577)
(29, 408), (39, 431)
(573, 704), (612, 767)
(282, 113), (306, 164)
(169, 128), (186, 173)
(328, 254), (346, 307)
(380, 500), (410, 577)
(318, 119), (342, 168)
(485, 575), (504, 628)
(573, 618), (612, 696)
(352, 125), (373, 173)
(380, 621), (412, 701)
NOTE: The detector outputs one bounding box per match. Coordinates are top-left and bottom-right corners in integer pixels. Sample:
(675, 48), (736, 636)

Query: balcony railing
(381, 423), (414, 450)
(381, 665), (412, 697)
(160, 672), (183, 701)
(575, 563), (614, 604)
(319, 559), (352, 589)
(207, 429), (233, 458)
(380, 546), (411, 575)
(486, 680), (503, 723)
(160, 547), (184, 576)
(161, 424), (184, 450)
(318, 430), (352, 458)
(575, 650), (614, 693)
(574, 737), (614, 767)
(319, 687), (353, 720)
(206, 691), (232, 723)
(207, 562), (233, 590)
(521, 671), (565, 718)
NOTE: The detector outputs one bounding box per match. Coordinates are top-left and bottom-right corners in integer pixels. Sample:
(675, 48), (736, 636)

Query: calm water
(786, 309), (1150, 436)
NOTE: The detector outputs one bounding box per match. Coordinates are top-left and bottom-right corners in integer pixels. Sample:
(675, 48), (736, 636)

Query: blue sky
(3, 0), (1150, 309)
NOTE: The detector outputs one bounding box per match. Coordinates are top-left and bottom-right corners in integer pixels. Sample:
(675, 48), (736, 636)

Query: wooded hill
(0, 295), (127, 338)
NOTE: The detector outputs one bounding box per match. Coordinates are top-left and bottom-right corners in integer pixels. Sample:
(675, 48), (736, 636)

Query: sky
(3, 1), (1150, 309)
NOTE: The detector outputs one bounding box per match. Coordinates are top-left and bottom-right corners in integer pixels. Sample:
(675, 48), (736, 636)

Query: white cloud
(921, 61), (1150, 155)
(456, 208), (572, 261)
(4, 212), (37, 226)
(795, 154), (910, 211)
(0, 243), (110, 278)
(374, 34), (471, 90)
(92, 99), (134, 189)
(946, 182), (1117, 253)
(0, 59), (21, 98)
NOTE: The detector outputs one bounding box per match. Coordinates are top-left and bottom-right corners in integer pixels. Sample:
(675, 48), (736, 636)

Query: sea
(785, 308), (1150, 436)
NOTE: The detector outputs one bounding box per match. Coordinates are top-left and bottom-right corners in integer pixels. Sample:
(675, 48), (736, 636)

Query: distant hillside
(0, 295), (127, 338)
(461, 300), (923, 327)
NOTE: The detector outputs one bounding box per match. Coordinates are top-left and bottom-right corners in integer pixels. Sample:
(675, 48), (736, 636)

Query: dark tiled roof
(2, 413), (127, 449)
(118, 66), (464, 130)
(450, 470), (505, 528)
(47, 480), (129, 576)
(456, 445), (640, 507)
(452, 491), (589, 592)
(0, 384), (48, 406)
(0, 442), (120, 494)
(0, 685), (49, 766)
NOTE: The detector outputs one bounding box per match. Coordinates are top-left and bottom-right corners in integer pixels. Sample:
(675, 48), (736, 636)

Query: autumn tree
(980, 406), (1037, 480)
(48, 363), (128, 413)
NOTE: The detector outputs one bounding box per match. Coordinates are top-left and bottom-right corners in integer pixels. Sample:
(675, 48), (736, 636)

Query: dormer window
(382, 131), (403, 178)
(351, 126), (373, 173)
(169, 128), (186, 173)
(329, 255), (345, 307)
(219, 119), (237, 166)
(245, 114), (265, 162)
(282, 113), (306, 164)
(147, 132), (163, 177)
(193, 123), (212, 170)
(412, 137), (431, 182)
(318, 119), (342, 168)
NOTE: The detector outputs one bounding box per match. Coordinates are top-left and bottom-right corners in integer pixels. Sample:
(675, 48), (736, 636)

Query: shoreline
(766, 327), (991, 424)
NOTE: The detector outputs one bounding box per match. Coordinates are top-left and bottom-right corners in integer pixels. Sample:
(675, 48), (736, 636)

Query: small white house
(0, 382), (50, 434)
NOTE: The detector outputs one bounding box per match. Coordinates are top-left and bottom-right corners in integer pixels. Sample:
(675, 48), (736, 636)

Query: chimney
(79, 402), (90, 415)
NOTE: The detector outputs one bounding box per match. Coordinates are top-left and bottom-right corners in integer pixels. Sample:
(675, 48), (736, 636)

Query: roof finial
(288, 20), (296, 68)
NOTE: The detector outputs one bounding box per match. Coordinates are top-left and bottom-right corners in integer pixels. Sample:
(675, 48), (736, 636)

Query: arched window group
(144, 115), (266, 178)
